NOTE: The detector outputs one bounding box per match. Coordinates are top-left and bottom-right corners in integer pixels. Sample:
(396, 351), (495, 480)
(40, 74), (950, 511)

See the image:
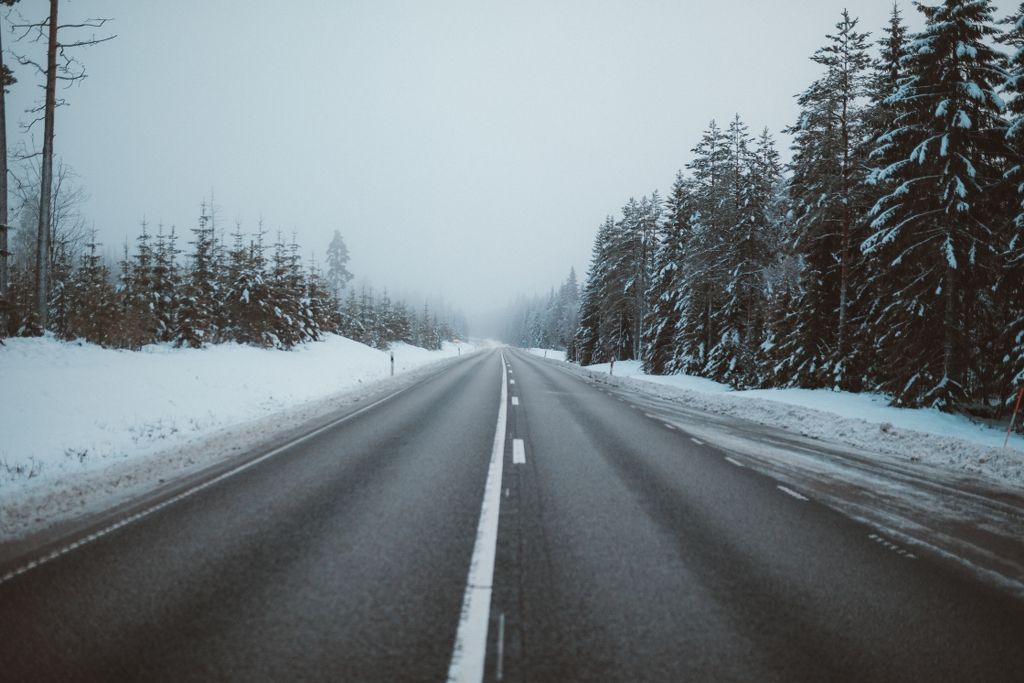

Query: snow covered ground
(526, 352), (1024, 488)
(0, 335), (475, 540)
(526, 347), (567, 362)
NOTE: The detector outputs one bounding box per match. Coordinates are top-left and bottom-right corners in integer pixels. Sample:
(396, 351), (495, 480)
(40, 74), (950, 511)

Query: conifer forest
(514, 3), (1024, 419)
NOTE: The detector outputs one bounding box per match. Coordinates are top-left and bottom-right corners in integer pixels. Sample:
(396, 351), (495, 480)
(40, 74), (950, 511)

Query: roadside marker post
(390, 351), (395, 377)
(1005, 385), (1024, 449)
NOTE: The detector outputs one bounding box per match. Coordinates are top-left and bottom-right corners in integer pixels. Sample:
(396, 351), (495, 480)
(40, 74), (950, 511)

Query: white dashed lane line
(690, 437), (705, 446)
(724, 456), (745, 468)
(776, 485), (809, 501)
(511, 396), (519, 406)
(663, 423), (677, 430)
(513, 439), (526, 465)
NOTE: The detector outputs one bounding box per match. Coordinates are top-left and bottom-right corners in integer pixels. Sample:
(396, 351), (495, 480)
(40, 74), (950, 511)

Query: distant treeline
(3, 205), (466, 351)
(503, 269), (580, 350)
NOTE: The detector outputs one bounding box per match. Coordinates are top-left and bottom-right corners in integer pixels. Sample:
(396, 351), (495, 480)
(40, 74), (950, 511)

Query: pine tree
(338, 287), (363, 341)
(865, 0), (1008, 410)
(151, 225), (181, 343)
(306, 256), (340, 336)
(784, 10), (874, 390)
(703, 116), (756, 385)
(267, 232), (305, 348)
(575, 217), (616, 365)
(1001, 2), (1024, 404)
(707, 123), (782, 387)
(391, 300), (413, 344)
(47, 237), (74, 340)
(114, 239), (149, 349)
(375, 289), (391, 344)
(128, 220), (158, 342)
(325, 230), (353, 298)
(66, 234), (118, 345)
(358, 286), (380, 347)
(223, 221), (274, 346)
(176, 203), (220, 348)
(867, 4), (910, 149)
(856, 4), (911, 386)
(644, 172), (703, 375)
(675, 120), (732, 374)
(417, 302), (438, 350)
(557, 268), (580, 354)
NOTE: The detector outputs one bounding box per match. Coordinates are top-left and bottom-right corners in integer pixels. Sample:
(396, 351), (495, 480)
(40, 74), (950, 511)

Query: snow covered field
(526, 351), (1024, 488)
(1, 335), (475, 540)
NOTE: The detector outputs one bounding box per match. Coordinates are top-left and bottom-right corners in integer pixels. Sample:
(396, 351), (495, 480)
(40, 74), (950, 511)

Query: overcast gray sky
(5, 0), (1016, 326)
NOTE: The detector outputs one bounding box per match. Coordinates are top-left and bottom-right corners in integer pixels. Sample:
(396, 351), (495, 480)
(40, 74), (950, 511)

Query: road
(1, 347), (1022, 682)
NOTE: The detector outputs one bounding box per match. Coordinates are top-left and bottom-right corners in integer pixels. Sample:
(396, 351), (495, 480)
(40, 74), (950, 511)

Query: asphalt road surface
(1, 347), (1022, 682)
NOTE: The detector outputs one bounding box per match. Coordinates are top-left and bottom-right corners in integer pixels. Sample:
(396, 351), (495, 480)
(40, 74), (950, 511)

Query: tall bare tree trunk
(0, 16), (8, 335)
(35, 0), (58, 330)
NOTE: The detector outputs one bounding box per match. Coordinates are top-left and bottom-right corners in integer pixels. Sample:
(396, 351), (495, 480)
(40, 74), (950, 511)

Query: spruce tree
(671, 120), (732, 374)
(708, 124), (782, 387)
(128, 220), (158, 342)
(325, 230), (353, 298)
(1002, 2), (1024, 405)
(67, 234), (118, 345)
(267, 232), (306, 348)
(176, 204), (219, 348)
(47, 238), (74, 340)
(784, 10), (873, 390)
(557, 268), (580, 354)
(865, 0), (1008, 410)
(643, 172), (693, 374)
(338, 287), (362, 341)
(306, 256), (340, 336)
(151, 225), (181, 343)
(223, 222), (274, 346)
(575, 217), (616, 364)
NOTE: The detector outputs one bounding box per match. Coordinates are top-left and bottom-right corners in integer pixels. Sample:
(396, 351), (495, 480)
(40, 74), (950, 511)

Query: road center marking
(447, 352), (508, 683)
(513, 439), (526, 464)
(496, 612), (506, 681)
(776, 485), (809, 501)
(511, 397), (519, 406)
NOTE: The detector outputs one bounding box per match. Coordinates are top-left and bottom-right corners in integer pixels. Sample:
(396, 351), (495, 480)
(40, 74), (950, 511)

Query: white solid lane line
(447, 353), (508, 683)
(513, 439), (526, 465)
(511, 396), (519, 406)
(690, 437), (705, 446)
(776, 485), (809, 501)
(724, 456), (745, 468)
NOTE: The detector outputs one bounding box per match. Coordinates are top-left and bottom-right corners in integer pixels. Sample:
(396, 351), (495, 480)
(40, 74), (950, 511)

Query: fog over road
(1, 348), (1022, 682)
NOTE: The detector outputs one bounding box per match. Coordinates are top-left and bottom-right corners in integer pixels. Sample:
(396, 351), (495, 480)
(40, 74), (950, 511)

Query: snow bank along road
(1, 348), (1022, 681)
